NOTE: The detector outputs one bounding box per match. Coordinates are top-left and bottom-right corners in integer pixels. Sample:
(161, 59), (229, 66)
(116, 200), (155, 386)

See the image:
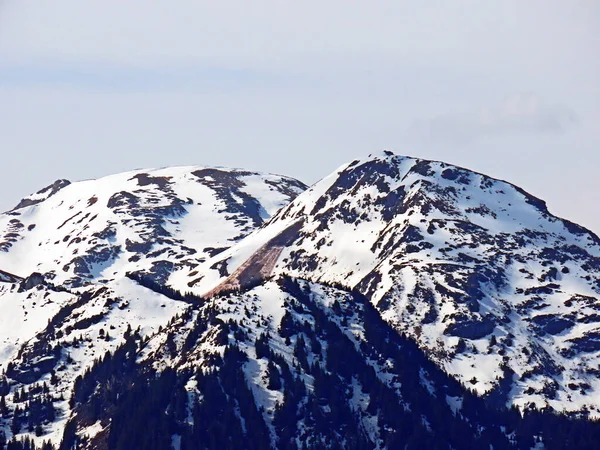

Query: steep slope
(0, 166), (306, 288)
(197, 151), (600, 415)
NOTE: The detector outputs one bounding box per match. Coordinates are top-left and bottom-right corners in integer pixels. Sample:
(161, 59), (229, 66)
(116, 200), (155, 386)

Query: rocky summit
(1, 153), (600, 449)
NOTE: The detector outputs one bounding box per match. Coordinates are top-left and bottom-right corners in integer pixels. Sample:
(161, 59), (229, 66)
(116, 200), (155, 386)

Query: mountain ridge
(1, 152), (600, 449)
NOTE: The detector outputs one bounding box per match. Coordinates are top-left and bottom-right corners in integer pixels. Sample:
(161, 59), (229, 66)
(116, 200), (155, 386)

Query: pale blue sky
(0, 1), (599, 231)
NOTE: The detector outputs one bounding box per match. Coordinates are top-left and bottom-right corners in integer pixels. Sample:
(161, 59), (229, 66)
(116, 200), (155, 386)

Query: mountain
(195, 151), (600, 416)
(0, 166), (306, 288)
(0, 166), (306, 449)
(1, 154), (600, 449)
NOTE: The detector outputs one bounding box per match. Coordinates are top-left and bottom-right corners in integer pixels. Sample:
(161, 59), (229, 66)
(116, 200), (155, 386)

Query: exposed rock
(12, 179), (71, 211)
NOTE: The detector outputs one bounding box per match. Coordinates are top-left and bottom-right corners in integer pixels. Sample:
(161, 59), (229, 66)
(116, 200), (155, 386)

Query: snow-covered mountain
(0, 166), (306, 448)
(198, 152), (600, 414)
(1, 154), (600, 449)
(0, 166), (306, 288)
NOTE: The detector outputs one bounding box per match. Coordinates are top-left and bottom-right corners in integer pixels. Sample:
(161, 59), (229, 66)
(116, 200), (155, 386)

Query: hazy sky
(0, 1), (599, 231)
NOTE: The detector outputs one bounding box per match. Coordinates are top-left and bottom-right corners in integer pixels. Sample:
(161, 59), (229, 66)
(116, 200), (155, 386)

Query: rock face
(0, 270), (20, 284)
(10, 179), (72, 212)
(2, 154), (600, 449)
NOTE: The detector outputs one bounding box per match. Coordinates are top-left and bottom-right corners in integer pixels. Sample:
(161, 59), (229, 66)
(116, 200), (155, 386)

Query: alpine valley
(1, 153), (600, 449)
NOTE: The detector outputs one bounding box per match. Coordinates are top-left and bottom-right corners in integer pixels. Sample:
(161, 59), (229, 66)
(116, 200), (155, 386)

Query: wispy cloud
(0, 62), (285, 92)
(411, 95), (579, 144)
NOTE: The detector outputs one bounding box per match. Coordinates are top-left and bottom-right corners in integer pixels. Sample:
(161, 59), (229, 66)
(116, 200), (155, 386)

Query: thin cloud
(412, 95), (579, 144)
